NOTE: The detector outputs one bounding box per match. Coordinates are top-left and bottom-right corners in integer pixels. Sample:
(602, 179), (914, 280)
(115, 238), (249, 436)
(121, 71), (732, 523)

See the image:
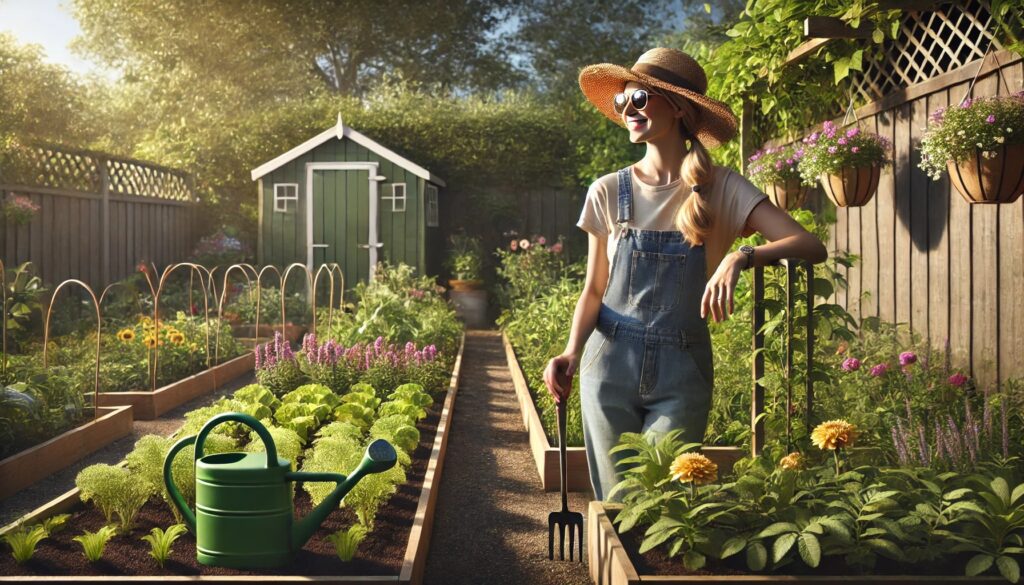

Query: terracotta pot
(946, 143), (1024, 204)
(819, 165), (881, 208)
(448, 278), (483, 292)
(767, 178), (809, 210)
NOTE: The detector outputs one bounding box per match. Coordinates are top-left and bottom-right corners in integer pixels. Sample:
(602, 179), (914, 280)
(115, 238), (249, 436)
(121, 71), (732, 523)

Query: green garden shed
(251, 116), (445, 289)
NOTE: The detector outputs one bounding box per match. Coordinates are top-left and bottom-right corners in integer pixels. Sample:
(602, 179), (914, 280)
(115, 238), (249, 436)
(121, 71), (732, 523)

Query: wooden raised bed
(0, 405), (133, 500)
(502, 332), (747, 493)
(95, 353), (255, 420)
(588, 501), (1003, 585)
(0, 333), (465, 585)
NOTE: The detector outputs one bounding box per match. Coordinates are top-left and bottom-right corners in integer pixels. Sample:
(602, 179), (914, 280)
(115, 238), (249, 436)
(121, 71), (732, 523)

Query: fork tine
(577, 521), (584, 562)
(548, 520), (555, 560)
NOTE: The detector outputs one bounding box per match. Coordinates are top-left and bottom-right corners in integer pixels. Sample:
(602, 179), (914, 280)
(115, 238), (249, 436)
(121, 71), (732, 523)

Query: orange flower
(669, 453), (718, 485)
(811, 420), (857, 451)
(779, 452), (804, 470)
(835, 341), (849, 355)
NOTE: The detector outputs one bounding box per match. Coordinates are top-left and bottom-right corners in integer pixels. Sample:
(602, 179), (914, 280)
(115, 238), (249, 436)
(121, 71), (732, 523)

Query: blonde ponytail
(674, 127), (716, 246)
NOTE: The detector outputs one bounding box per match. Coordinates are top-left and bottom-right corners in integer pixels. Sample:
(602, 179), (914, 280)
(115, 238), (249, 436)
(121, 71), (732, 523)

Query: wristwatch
(738, 245), (755, 270)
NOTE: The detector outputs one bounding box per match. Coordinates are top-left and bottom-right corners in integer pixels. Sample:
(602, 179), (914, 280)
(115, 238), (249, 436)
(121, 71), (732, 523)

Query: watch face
(741, 245), (754, 254)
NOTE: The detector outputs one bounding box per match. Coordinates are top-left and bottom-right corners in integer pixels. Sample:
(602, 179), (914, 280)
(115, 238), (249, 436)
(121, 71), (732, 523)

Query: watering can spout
(291, 439), (398, 548)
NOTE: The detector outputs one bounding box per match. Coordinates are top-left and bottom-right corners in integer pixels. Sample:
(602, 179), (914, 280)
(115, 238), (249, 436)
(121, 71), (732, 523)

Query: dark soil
(0, 400), (442, 577)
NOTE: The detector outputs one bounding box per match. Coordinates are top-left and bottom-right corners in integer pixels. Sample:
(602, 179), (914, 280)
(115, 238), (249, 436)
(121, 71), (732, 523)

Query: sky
(0, 0), (111, 76)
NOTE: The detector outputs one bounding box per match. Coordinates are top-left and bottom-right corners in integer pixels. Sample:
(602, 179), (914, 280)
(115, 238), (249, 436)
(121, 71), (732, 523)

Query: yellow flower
(143, 336), (159, 349)
(779, 452), (804, 470)
(669, 452), (718, 485)
(117, 329), (135, 342)
(169, 332), (185, 344)
(189, 342), (200, 352)
(811, 420), (857, 451)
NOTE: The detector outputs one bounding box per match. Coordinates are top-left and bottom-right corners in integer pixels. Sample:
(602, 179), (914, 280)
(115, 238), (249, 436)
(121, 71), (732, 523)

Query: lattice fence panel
(1, 144), (102, 192)
(850, 0), (1009, 104)
(107, 159), (192, 201)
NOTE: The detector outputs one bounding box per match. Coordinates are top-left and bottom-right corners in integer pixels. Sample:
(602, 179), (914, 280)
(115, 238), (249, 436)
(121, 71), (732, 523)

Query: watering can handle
(164, 434), (198, 532)
(194, 412), (278, 466)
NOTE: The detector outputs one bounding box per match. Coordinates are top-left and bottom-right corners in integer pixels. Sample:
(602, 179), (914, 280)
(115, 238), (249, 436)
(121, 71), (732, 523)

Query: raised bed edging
(588, 501), (1004, 585)
(0, 405), (133, 501)
(501, 333), (747, 493)
(0, 332), (466, 585)
(95, 353), (255, 420)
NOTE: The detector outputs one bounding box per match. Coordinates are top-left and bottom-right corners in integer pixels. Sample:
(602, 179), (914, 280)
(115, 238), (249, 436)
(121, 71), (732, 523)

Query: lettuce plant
(327, 524), (368, 562)
(140, 524), (188, 569)
(72, 525), (117, 562)
(2, 525), (47, 564)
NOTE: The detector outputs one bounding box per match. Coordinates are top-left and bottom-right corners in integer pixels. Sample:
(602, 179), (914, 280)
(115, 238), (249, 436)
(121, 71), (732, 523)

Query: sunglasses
(613, 88), (666, 115)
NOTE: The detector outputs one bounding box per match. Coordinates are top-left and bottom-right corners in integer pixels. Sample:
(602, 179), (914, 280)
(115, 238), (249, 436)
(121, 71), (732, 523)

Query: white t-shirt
(576, 165), (768, 281)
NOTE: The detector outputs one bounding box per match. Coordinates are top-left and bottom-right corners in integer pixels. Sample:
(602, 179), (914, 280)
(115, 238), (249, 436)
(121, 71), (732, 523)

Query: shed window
(426, 184), (439, 227)
(383, 183), (407, 212)
(274, 183), (299, 212)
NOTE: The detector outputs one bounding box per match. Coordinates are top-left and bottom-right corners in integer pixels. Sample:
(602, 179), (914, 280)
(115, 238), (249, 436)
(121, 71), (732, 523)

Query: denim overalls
(578, 167), (715, 502)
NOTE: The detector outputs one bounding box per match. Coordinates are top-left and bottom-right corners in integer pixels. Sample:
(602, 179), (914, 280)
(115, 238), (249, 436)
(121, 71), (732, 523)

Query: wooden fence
(777, 48), (1023, 389)
(0, 144), (197, 287)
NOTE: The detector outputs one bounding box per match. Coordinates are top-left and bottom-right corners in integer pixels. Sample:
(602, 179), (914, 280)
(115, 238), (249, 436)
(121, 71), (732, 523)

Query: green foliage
(370, 414), (421, 456)
(275, 384), (340, 442)
(225, 286), (309, 325)
(72, 525), (117, 563)
(745, 144), (803, 187)
(0, 370), (87, 459)
(316, 421), (365, 443)
(327, 524), (368, 562)
(919, 94), (1024, 180)
(140, 524), (187, 569)
(345, 465), (407, 530)
(2, 525), (48, 564)
(245, 425), (304, 465)
(302, 435), (363, 506)
(75, 464), (155, 534)
(2, 261), (47, 352)
(444, 234), (484, 281)
(233, 383), (281, 412)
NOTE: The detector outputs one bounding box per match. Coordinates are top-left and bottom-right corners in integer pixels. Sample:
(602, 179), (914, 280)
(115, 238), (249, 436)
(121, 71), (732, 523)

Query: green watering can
(164, 412), (397, 569)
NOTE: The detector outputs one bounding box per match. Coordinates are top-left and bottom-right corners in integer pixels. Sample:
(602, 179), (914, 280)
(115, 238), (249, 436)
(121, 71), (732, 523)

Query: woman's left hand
(700, 252), (744, 323)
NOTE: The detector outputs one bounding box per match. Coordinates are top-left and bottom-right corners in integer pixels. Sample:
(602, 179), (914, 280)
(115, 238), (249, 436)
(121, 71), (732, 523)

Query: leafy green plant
(245, 424), (304, 465)
(344, 464), (406, 529)
(444, 233), (484, 281)
(951, 475), (1024, 583)
(140, 524), (188, 569)
(327, 524), (368, 562)
(72, 525), (117, 562)
(2, 261), (46, 352)
(75, 464), (155, 534)
(796, 121), (892, 184)
(2, 525), (48, 564)
(919, 93), (1024, 181)
(370, 414), (420, 455)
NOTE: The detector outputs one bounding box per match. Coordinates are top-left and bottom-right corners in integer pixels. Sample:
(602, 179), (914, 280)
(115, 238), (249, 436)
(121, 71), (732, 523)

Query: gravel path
(0, 372), (254, 527)
(423, 330), (593, 585)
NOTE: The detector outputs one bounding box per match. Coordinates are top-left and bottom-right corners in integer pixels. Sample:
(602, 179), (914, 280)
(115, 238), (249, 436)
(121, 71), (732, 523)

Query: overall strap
(615, 166), (633, 227)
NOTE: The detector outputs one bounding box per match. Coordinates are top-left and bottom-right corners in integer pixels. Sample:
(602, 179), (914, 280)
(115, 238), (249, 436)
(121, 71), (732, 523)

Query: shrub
(76, 464), (156, 533)
(72, 525), (117, 562)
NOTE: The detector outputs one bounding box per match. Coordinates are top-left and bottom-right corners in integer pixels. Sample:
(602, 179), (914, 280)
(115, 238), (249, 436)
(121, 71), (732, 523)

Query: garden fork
(548, 398), (583, 561)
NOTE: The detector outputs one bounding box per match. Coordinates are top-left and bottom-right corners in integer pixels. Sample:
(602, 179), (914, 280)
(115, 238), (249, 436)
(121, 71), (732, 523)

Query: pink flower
(519, 238), (530, 250)
(828, 146), (837, 154)
(948, 373), (968, 387)
(537, 236), (547, 245)
(841, 357), (861, 372)
(510, 239), (518, 251)
(986, 114), (996, 124)
(899, 351), (917, 367)
(870, 363), (889, 377)
(851, 146), (860, 153)
(846, 128), (859, 138)
(551, 242), (563, 253)
(785, 158), (793, 165)
(838, 137), (848, 145)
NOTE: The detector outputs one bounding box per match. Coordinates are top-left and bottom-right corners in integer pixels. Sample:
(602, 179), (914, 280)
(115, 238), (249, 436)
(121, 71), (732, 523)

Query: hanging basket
(946, 143), (1024, 205)
(766, 178), (809, 210)
(819, 164), (881, 208)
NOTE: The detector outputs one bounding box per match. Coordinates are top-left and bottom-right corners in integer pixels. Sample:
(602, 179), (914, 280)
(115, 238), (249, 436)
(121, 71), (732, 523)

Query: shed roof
(250, 115), (446, 187)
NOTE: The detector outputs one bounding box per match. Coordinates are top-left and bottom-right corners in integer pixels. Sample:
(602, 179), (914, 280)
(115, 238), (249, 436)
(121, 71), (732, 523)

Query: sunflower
(779, 452), (804, 471)
(117, 329), (136, 342)
(669, 452), (718, 486)
(169, 332), (186, 344)
(142, 335), (159, 349)
(811, 420), (857, 451)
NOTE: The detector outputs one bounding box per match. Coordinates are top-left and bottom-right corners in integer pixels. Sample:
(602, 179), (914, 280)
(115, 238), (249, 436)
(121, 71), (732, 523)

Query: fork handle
(557, 397), (568, 512)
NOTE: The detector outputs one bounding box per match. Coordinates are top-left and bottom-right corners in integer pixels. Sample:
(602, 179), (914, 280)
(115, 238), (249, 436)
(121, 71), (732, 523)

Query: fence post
(100, 157), (111, 287)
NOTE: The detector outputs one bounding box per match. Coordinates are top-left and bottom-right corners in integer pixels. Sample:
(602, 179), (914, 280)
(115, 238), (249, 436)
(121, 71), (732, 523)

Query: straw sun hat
(578, 47), (738, 148)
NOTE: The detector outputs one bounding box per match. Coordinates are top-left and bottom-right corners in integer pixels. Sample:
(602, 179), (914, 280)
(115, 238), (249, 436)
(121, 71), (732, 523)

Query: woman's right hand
(543, 352), (578, 405)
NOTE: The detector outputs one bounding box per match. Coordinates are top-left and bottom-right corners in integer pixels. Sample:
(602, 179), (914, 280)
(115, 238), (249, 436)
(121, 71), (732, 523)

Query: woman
(543, 48), (828, 502)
